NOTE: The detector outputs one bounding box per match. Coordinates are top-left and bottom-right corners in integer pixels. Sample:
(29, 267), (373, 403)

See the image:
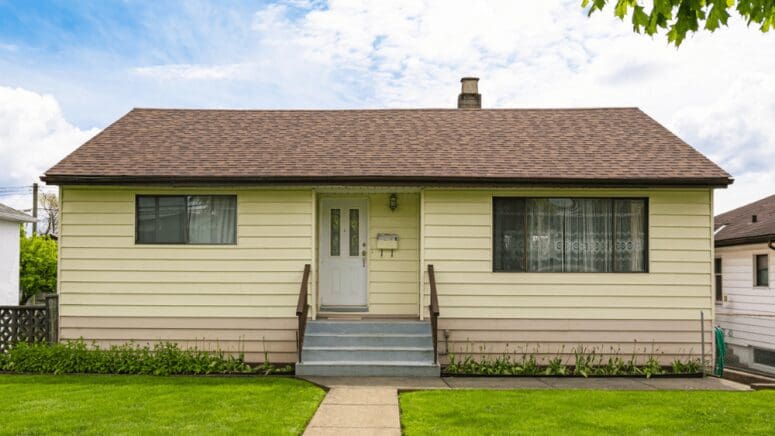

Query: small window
(136, 195), (236, 244)
(753, 348), (775, 368)
(755, 254), (769, 287)
(714, 258), (722, 302)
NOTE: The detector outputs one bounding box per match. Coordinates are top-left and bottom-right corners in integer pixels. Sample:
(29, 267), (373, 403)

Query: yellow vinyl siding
(422, 188), (713, 320)
(437, 318), (712, 364)
(58, 186), (314, 319)
(367, 193), (420, 316)
(59, 316), (298, 362)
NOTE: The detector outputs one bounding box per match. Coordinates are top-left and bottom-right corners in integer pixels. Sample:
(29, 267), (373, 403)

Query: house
(714, 194), (775, 375)
(0, 203), (35, 305)
(42, 78), (732, 376)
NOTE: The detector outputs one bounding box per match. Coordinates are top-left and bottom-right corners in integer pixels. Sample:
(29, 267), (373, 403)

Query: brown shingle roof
(715, 194), (775, 247)
(43, 107), (732, 186)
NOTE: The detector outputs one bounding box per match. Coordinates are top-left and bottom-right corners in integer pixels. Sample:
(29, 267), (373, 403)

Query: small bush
(0, 340), (290, 375)
(19, 233), (58, 303)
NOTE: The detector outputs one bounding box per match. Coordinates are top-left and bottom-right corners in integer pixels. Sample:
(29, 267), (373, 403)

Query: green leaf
(614, 0), (632, 19)
(632, 5), (650, 32)
(581, 0), (775, 47)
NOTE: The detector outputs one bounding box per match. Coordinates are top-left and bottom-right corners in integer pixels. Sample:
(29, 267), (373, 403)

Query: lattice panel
(0, 306), (49, 353)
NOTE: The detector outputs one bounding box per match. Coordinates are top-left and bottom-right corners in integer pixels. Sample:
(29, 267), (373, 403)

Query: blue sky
(0, 0), (773, 213)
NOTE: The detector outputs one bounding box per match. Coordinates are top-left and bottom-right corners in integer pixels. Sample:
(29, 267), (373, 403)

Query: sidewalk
(304, 387), (400, 436)
(302, 375), (750, 391)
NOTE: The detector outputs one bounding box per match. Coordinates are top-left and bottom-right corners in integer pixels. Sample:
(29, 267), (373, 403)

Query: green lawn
(400, 390), (775, 435)
(0, 374), (325, 435)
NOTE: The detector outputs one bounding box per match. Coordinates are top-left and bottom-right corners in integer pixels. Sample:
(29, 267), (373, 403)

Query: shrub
(0, 340), (292, 375)
(19, 233), (58, 303)
(444, 342), (703, 378)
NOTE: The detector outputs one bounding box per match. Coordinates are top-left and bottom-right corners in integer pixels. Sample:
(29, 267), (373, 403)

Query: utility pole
(32, 182), (38, 236)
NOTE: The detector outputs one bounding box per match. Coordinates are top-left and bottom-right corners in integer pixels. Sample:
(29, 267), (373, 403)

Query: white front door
(319, 198), (368, 309)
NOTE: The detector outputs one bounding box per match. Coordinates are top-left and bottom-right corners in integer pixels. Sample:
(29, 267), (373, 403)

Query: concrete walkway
(304, 387), (400, 436)
(302, 375), (750, 391)
(301, 376), (749, 435)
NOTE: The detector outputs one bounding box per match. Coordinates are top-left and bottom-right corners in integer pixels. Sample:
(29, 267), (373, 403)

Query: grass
(0, 374), (325, 435)
(400, 390), (775, 435)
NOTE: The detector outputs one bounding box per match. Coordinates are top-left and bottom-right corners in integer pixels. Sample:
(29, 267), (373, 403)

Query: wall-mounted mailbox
(376, 233), (399, 250)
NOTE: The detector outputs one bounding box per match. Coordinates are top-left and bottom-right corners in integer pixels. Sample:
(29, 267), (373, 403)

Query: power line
(0, 185), (57, 193)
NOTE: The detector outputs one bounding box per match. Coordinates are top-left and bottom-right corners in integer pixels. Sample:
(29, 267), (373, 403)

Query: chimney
(458, 77), (481, 109)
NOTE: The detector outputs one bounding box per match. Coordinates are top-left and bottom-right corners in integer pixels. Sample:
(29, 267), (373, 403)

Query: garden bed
(442, 347), (706, 378)
(0, 340), (293, 376)
(441, 371), (704, 378)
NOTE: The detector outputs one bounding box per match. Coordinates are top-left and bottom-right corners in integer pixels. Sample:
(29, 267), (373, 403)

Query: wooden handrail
(428, 264), (440, 364)
(296, 264), (311, 363)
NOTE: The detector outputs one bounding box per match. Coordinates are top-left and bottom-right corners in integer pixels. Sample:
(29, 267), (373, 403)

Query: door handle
(362, 250), (367, 267)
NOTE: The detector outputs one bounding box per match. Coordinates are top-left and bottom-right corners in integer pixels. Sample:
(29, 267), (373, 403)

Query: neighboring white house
(0, 203), (35, 305)
(715, 194), (775, 375)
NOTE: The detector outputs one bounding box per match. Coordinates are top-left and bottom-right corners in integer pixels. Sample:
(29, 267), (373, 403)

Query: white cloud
(132, 63), (253, 80)
(0, 86), (99, 191)
(2, 0), (773, 214)
(242, 0), (775, 212)
(672, 73), (775, 213)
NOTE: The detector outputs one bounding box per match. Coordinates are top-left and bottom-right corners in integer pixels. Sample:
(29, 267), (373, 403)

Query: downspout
(707, 189), (715, 374)
(311, 189), (317, 320)
(419, 189), (425, 321)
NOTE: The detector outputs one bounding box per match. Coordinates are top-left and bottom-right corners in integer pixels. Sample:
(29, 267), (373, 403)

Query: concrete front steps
(295, 320), (440, 377)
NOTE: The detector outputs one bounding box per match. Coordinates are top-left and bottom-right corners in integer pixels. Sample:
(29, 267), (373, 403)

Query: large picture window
(493, 197), (647, 272)
(136, 195), (237, 244)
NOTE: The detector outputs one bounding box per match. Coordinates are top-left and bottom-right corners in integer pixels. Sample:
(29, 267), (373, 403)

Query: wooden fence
(0, 294), (58, 353)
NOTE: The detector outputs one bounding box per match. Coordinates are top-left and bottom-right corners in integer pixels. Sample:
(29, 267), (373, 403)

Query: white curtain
(527, 199), (564, 272)
(614, 199), (646, 272)
(497, 197), (645, 273)
(187, 196), (236, 244)
(563, 199), (613, 272)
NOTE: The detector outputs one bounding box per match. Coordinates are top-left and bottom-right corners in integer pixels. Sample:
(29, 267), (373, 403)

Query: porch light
(389, 193), (398, 212)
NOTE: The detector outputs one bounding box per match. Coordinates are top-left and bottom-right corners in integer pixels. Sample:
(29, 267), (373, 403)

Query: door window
(349, 208), (360, 256)
(330, 209), (340, 256)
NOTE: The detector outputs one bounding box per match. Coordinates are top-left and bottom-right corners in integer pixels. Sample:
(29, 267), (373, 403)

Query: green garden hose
(714, 326), (726, 376)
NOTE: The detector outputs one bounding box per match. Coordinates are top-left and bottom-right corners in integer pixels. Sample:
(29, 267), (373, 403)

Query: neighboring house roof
(42, 107), (732, 187)
(715, 194), (775, 247)
(0, 203), (35, 223)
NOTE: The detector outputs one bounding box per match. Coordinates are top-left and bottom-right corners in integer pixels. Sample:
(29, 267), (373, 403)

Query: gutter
(40, 174), (734, 188)
(715, 234), (775, 248)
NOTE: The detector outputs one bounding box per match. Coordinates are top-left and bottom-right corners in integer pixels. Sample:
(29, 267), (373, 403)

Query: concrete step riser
(304, 335), (432, 348)
(295, 363), (441, 377)
(306, 322), (431, 335)
(298, 321), (437, 376)
(302, 349), (434, 362)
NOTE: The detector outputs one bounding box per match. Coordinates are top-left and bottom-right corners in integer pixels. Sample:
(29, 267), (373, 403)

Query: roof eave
(0, 214), (36, 223)
(41, 174), (734, 188)
(715, 234), (775, 248)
